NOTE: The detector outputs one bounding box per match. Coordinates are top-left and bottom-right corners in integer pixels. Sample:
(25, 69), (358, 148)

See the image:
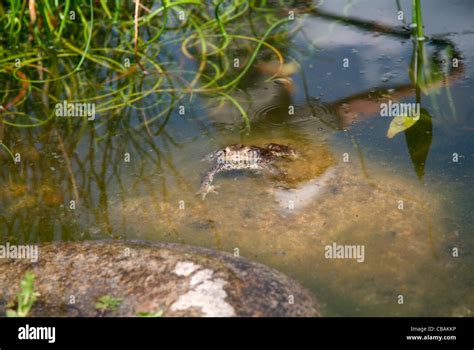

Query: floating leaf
(387, 114), (420, 138)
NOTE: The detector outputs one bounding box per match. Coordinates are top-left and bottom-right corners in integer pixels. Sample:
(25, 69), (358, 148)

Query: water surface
(1, 0), (473, 316)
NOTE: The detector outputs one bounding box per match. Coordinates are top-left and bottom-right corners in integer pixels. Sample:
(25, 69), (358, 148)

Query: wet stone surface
(0, 240), (319, 317)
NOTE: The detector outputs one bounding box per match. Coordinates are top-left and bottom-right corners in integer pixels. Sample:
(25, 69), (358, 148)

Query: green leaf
(5, 271), (38, 317)
(387, 114), (420, 139)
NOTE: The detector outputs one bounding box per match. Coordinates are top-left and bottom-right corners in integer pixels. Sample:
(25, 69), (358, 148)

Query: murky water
(1, 0), (473, 316)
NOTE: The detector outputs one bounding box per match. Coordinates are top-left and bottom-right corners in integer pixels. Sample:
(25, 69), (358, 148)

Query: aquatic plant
(6, 271), (39, 317)
(0, 0), (295, 135)
(411, 0), (425, 41)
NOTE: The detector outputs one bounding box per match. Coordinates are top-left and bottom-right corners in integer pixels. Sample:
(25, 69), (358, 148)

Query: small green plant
(95, 295), (122, 316)
(6, 271), (39, 317)
(136, 310), (164, 317)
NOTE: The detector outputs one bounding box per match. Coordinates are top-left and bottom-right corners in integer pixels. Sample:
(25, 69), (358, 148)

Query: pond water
(1, 0), (473, 316)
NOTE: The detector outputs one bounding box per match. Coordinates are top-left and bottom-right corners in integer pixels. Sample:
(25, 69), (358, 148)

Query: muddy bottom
(110, 146), (466, 316)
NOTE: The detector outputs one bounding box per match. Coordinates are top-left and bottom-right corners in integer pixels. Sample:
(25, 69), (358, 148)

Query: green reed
(412, 0), (425, 41)
(0, 0), (293, 136)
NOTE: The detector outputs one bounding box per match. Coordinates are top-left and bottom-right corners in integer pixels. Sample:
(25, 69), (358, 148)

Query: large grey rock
(0, 240), (319, 317)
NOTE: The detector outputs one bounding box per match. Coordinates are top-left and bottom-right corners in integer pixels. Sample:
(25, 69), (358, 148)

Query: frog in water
(197, 143), (298, 200)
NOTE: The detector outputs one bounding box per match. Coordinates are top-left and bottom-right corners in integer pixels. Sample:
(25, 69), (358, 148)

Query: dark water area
(0, 0), (473, 316)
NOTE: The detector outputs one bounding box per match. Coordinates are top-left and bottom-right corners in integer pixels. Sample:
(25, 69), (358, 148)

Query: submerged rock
(111, 151), (463, 316)
(0, 240), (318, 317)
